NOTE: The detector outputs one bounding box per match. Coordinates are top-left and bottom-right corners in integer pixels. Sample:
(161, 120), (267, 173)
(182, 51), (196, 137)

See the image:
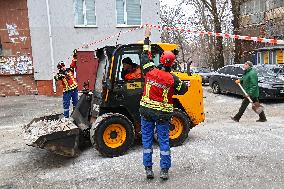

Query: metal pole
(45, 0), (56, 93)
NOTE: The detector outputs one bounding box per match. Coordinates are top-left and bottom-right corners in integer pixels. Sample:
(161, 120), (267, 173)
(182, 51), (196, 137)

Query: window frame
(115, 0), (142, 27)
(74, 0), (97, 28)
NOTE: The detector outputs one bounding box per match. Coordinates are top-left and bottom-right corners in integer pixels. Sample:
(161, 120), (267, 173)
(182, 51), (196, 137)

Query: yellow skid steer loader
(24, 42), (205, 157)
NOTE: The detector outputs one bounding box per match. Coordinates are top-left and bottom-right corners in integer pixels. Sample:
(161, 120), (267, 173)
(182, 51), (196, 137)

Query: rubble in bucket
(23, 114), (78, 145)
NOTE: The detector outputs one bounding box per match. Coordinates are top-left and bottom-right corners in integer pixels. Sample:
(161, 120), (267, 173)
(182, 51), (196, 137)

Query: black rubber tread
(212, 82), (221, 94)
(169, 109), (192, 147)
(91, 113), (134, 157)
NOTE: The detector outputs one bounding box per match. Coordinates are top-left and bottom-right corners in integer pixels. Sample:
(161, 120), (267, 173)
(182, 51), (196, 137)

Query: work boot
(145, 167), (154, 179)
(230, 116), (239, 122)
(160, 168), (169, 180)
(257, 112), (267, 122)
(256, 119), (267, 122)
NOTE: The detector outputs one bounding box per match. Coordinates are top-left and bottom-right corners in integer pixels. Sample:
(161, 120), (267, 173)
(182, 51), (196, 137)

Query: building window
(74, 0), (96, 26)
(116, 0), (141, 26)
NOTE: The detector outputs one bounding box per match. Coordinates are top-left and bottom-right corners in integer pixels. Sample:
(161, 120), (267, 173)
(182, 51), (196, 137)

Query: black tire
(90, 113), (134, 157)
(169, 109), (192, 147)
(212, 82), (221, 94)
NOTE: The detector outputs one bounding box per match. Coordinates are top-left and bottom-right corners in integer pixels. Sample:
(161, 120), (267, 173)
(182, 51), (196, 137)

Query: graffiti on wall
(0, 55), (33, 74)
(6, 23), (27, 43)
(0, 23), (32, 74)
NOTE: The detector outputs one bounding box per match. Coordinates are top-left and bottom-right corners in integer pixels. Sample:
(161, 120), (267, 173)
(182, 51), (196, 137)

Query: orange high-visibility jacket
(54, 58), (78, 92)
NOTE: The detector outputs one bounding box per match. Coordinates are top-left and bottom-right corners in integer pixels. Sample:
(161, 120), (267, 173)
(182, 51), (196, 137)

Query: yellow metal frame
(172, 72), (205, 125)
(156, 43), (178, 52)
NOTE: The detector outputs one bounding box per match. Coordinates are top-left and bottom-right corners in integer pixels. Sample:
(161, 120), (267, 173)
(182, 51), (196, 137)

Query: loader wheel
(212, 82), (221, 94)
(91, 113), (134, 157)
(169, 109), (191, 147)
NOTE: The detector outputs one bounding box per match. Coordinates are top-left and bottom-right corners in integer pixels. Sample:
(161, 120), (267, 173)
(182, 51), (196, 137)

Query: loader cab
(94, 44), (165, 125)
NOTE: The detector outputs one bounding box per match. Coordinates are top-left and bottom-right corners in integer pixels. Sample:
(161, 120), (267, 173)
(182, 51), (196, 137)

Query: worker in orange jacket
(121, 57), (141, 80)
(54, 53), (78, 118)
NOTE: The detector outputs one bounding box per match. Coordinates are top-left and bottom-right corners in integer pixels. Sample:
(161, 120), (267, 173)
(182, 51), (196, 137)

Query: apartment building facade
(0, 0), (161, 96)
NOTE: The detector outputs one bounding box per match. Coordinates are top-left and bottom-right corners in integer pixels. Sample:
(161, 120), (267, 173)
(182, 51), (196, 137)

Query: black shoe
(256, 119), (267, 122)
(145, 167), (154, 179)
(231, 116), (239, 122)
(160, 169), (169, 180)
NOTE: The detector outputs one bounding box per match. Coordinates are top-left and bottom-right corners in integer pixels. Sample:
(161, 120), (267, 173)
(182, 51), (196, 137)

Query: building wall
(0, 0), (39, 96)
(256, 48), (284, 65)
(240, 0), (284, 38)
(27, 0), (161, 83)
(239, 0), (284, 63)
(0, 0), (33, 75)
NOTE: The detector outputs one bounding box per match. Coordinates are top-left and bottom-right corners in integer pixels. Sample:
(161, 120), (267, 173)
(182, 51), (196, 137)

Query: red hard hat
(160, 51), (176, 67)
(57, 61), (65, 69)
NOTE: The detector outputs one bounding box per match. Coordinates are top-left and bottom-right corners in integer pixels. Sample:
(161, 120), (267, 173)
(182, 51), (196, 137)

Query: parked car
(209, 64), (284, 99)
(190, 67), (212, 85)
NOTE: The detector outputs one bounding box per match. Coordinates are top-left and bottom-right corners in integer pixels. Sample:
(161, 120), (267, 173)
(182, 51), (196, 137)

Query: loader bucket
(23, 114), (80, 157)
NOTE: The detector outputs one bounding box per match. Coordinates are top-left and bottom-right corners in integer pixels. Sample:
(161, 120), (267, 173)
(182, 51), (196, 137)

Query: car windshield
(255, 66), (284, 77)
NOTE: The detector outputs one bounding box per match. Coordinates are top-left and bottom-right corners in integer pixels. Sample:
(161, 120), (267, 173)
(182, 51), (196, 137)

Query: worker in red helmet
(54, 51), (78, 118)
(140, 28), (189, 180)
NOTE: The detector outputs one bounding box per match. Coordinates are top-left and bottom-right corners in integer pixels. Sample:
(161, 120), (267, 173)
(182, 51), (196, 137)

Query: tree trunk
(210, 0), (224, 70)
(231, 0), (242, 64)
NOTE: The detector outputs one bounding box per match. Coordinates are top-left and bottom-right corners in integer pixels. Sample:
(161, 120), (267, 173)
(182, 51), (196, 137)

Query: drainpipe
(45, 0), (56, 93)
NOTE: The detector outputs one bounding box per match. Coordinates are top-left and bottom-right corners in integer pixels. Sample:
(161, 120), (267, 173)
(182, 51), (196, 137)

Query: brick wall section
(0, 0), (40, 96)
(0, 75), (38, 96)
(0, 0), (33, 62)
(36, 80), (63, 96)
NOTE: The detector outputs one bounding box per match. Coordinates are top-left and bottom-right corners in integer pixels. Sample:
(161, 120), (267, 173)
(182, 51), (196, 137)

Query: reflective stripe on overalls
(140, 79), (174, 112)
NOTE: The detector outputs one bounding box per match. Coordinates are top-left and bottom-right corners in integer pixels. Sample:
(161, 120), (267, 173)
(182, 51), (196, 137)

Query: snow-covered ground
(0, 87), (283, 189)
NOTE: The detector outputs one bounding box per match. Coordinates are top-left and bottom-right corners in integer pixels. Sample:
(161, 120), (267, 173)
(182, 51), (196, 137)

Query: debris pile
(23, 116), (77, 145)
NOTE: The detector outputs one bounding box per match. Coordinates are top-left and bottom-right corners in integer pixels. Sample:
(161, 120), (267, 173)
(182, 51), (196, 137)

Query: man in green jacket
(231, 61), (267, 122)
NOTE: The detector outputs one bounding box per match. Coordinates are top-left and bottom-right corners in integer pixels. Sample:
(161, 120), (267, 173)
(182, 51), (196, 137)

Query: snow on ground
(0, 87), (283, 189)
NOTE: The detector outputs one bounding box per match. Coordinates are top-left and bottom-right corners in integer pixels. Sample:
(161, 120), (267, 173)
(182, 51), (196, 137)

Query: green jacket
(240, 67), (259, 98)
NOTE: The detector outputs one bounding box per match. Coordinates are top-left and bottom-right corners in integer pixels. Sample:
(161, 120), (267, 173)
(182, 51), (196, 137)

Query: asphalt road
(0, 87), (283, 189)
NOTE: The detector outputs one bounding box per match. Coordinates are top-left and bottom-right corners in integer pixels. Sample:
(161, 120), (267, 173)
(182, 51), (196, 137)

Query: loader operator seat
(121, 57), (142, 81)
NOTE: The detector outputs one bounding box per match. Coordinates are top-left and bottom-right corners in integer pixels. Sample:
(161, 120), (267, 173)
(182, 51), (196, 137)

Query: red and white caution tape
(66, 23), (284, 63)
(144, 23), (284, 45)
(66, 26), (142, 62)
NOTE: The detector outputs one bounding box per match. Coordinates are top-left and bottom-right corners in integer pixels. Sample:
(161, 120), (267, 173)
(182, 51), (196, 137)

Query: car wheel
(212, 82), (221, 94)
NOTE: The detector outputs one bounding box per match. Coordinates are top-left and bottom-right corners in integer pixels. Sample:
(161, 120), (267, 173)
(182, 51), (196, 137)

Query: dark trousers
(234, 97), (266, 121)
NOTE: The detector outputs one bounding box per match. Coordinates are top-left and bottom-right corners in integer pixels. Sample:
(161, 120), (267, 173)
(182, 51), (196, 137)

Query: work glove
(235, 79), (240, 84)
(145, 27), (151, 37)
